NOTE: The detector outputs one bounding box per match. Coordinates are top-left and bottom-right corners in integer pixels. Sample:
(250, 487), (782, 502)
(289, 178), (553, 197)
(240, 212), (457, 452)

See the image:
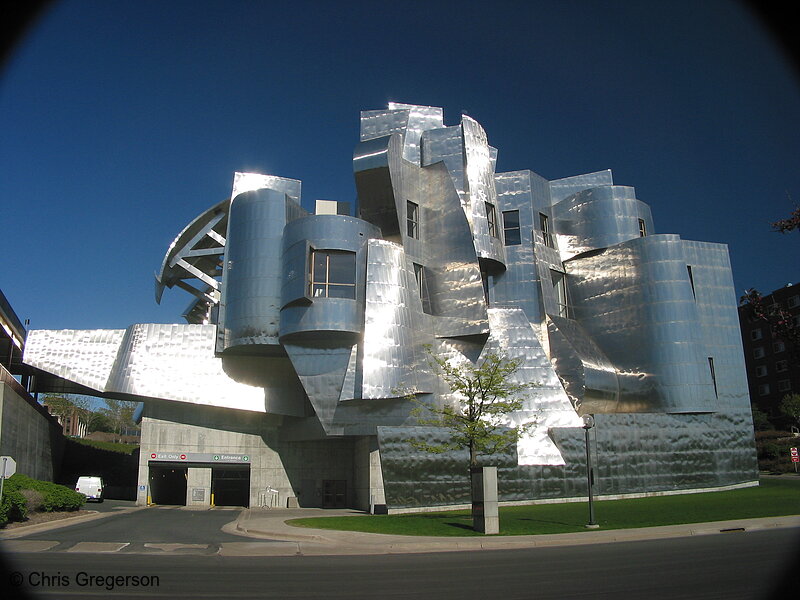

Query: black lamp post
(582, 414), (599, 529)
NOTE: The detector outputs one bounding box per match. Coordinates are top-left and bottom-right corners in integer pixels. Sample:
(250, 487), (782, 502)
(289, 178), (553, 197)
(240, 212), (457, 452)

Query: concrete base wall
(0, 381), (64, 482)
(136, 400), (362, 509)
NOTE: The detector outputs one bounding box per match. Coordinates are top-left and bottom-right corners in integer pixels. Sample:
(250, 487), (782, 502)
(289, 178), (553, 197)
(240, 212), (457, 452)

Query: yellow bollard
(210, 493), (215, 508)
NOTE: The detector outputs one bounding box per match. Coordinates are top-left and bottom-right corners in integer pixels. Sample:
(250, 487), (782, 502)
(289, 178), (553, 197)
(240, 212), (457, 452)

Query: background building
(22, 104), (758, 510)
(739, 282), (800, 429)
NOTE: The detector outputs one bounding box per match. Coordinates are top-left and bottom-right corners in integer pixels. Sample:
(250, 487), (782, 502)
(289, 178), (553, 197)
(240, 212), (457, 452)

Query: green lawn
(287, 478), (800, 537)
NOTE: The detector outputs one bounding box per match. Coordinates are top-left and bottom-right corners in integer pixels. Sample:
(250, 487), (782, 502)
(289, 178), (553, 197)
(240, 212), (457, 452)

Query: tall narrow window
(485, 202), (498, 238)
(414, 263), (432, 314)
(309, 250), (356, 299)
(481, 269), (490, 306)
(687, 265), (696, 299)
(539, 212), (554, 248)
(708, 357), (718, 398)
(406, 201), (419, 239)
(502, 210), (521, 245)
(638, 218), (647, 237)
(550, 269), (569, 318)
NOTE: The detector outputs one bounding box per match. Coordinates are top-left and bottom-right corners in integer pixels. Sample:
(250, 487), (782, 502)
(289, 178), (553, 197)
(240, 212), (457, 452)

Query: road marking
(67, 542), (130, 553)
(0, 540), (59, 552)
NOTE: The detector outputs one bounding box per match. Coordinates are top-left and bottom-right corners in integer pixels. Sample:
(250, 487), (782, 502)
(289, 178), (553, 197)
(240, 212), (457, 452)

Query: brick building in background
(739, 282), (800, 429)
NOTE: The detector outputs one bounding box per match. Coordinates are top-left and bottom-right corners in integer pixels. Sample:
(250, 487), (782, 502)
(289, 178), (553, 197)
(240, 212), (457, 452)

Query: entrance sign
(148, 452), (250, 464)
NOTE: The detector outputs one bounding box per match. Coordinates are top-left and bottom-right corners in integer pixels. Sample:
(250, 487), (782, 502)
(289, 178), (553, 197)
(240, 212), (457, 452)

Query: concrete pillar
(186, 467), (212, 507)
(471, 466), (499, 534)
(354, 436), (387, 513)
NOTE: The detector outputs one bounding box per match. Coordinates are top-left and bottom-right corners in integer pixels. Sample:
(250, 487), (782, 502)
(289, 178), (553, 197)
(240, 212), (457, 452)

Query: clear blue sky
(2, 0), (798, 331)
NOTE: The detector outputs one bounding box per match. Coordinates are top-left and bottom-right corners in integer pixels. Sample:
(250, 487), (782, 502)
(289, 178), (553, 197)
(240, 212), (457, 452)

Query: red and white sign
(791, 448), (799, 463)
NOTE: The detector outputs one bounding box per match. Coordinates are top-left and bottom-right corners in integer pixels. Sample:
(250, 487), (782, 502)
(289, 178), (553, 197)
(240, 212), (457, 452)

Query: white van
(75, 476), (104, 502)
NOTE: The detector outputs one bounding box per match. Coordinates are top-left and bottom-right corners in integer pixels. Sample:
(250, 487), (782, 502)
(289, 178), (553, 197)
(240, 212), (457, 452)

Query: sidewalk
(228, 508), (800, 556)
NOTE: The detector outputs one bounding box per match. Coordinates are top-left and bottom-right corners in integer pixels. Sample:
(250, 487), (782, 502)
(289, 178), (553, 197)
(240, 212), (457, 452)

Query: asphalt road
(16, 506), (250, 545)
(2, 527), (799, 600)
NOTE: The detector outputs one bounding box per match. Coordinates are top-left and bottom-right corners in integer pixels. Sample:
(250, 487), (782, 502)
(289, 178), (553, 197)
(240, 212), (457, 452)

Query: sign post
(0, 456), (18, 504)
(791, 448), (799, 473)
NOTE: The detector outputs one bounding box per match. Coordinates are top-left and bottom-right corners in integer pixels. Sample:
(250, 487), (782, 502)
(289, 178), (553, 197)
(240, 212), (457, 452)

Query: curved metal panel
(220, 188), (290, 351)
(552, 185), (654, 260)
(565, 234), (715, 412)
(362, 239), (433, 398)
(547, 314), (620, 414)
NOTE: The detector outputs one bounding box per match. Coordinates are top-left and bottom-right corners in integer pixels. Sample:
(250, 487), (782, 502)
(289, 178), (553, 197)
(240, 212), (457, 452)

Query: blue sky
(2, 0), (798, 332)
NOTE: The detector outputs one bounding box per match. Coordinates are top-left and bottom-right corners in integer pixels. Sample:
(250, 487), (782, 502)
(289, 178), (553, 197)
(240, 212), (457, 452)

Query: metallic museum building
(23, 103), (758, 510)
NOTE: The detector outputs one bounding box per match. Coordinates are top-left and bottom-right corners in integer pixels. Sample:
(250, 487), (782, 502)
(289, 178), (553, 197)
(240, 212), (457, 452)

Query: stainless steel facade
(23, 103), (757, 509)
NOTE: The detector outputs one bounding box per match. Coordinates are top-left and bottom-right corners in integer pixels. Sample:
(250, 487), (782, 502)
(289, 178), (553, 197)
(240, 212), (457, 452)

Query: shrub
(20, 489), (44, 513)
(3, 474), (85, 513)
(0, 489), (28, 527)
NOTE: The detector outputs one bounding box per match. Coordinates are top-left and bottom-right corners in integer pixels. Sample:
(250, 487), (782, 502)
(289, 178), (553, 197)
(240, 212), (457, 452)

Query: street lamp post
(582, 414), (599, 529)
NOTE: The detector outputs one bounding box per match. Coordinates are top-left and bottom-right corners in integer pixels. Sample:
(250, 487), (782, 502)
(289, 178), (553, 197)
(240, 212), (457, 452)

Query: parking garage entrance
(211, 466), (250, 507)
(149, 465), (188, 506)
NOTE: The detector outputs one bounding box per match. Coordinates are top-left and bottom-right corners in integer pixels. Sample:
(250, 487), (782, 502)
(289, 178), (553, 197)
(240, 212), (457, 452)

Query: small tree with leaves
(101, 399), (139, 442)
(781, 393), (800, 428)
(409, 351), (537, 468)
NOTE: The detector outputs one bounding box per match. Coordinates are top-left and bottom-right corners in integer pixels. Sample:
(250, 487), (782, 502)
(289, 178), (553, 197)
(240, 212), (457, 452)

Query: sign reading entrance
(149, 452), (250, 463)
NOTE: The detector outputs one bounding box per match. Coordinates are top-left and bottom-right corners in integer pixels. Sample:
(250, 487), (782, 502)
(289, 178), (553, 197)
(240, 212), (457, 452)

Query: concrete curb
(0, 506), (145, 540)
(231, 513), (800, 556)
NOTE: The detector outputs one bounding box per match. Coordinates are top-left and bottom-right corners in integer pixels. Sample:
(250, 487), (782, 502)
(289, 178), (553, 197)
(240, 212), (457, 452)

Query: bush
(20, 489), (44, 513)
(4, 474), (86, 513)
(0, 489), (28, 527)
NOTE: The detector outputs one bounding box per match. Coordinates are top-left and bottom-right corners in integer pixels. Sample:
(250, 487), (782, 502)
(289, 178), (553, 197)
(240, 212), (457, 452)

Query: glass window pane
(327, 284), (355, 299)
(312, 253), (327, 283)
(504, 229), (521, 245)
(502, 210), (519, 228)
(327, 252), (356, 284)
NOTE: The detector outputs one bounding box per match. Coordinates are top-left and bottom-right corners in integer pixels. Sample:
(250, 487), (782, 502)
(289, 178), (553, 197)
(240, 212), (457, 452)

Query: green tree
(101, 399), (139, 441)
(408, 351), (537, 468)
(86, 411), (114, 433)
(750, 405), (773, 431)
(40, 394), (90, 420)
(780, 393), (800, 427)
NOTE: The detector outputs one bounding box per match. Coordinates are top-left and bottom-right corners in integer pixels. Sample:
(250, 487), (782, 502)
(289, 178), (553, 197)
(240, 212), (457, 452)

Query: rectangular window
(708, 357), (718, 398)
(788, 295), (800, 308)
(773, 340), (786, 353)
(413, 263), (432, 314)
(753, 347), (765, 359)
(309, 249), (356, 299)
(793, 315), (800, 327)
(539, 212), (554, 248)
(758, 383), (770, 396)
(776, 360), (789, 372)
(778, 380), (792, 392)
(485, 202), (498, 238)
(638, 218), (647, 237)
(750, 328), (763, 341)
(551, 269), (569, 319)
(755, 365), (768, 378)
(502, 210), (521, 245)
(406, 201), (419, 239)
(687, 265), (696, 300)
